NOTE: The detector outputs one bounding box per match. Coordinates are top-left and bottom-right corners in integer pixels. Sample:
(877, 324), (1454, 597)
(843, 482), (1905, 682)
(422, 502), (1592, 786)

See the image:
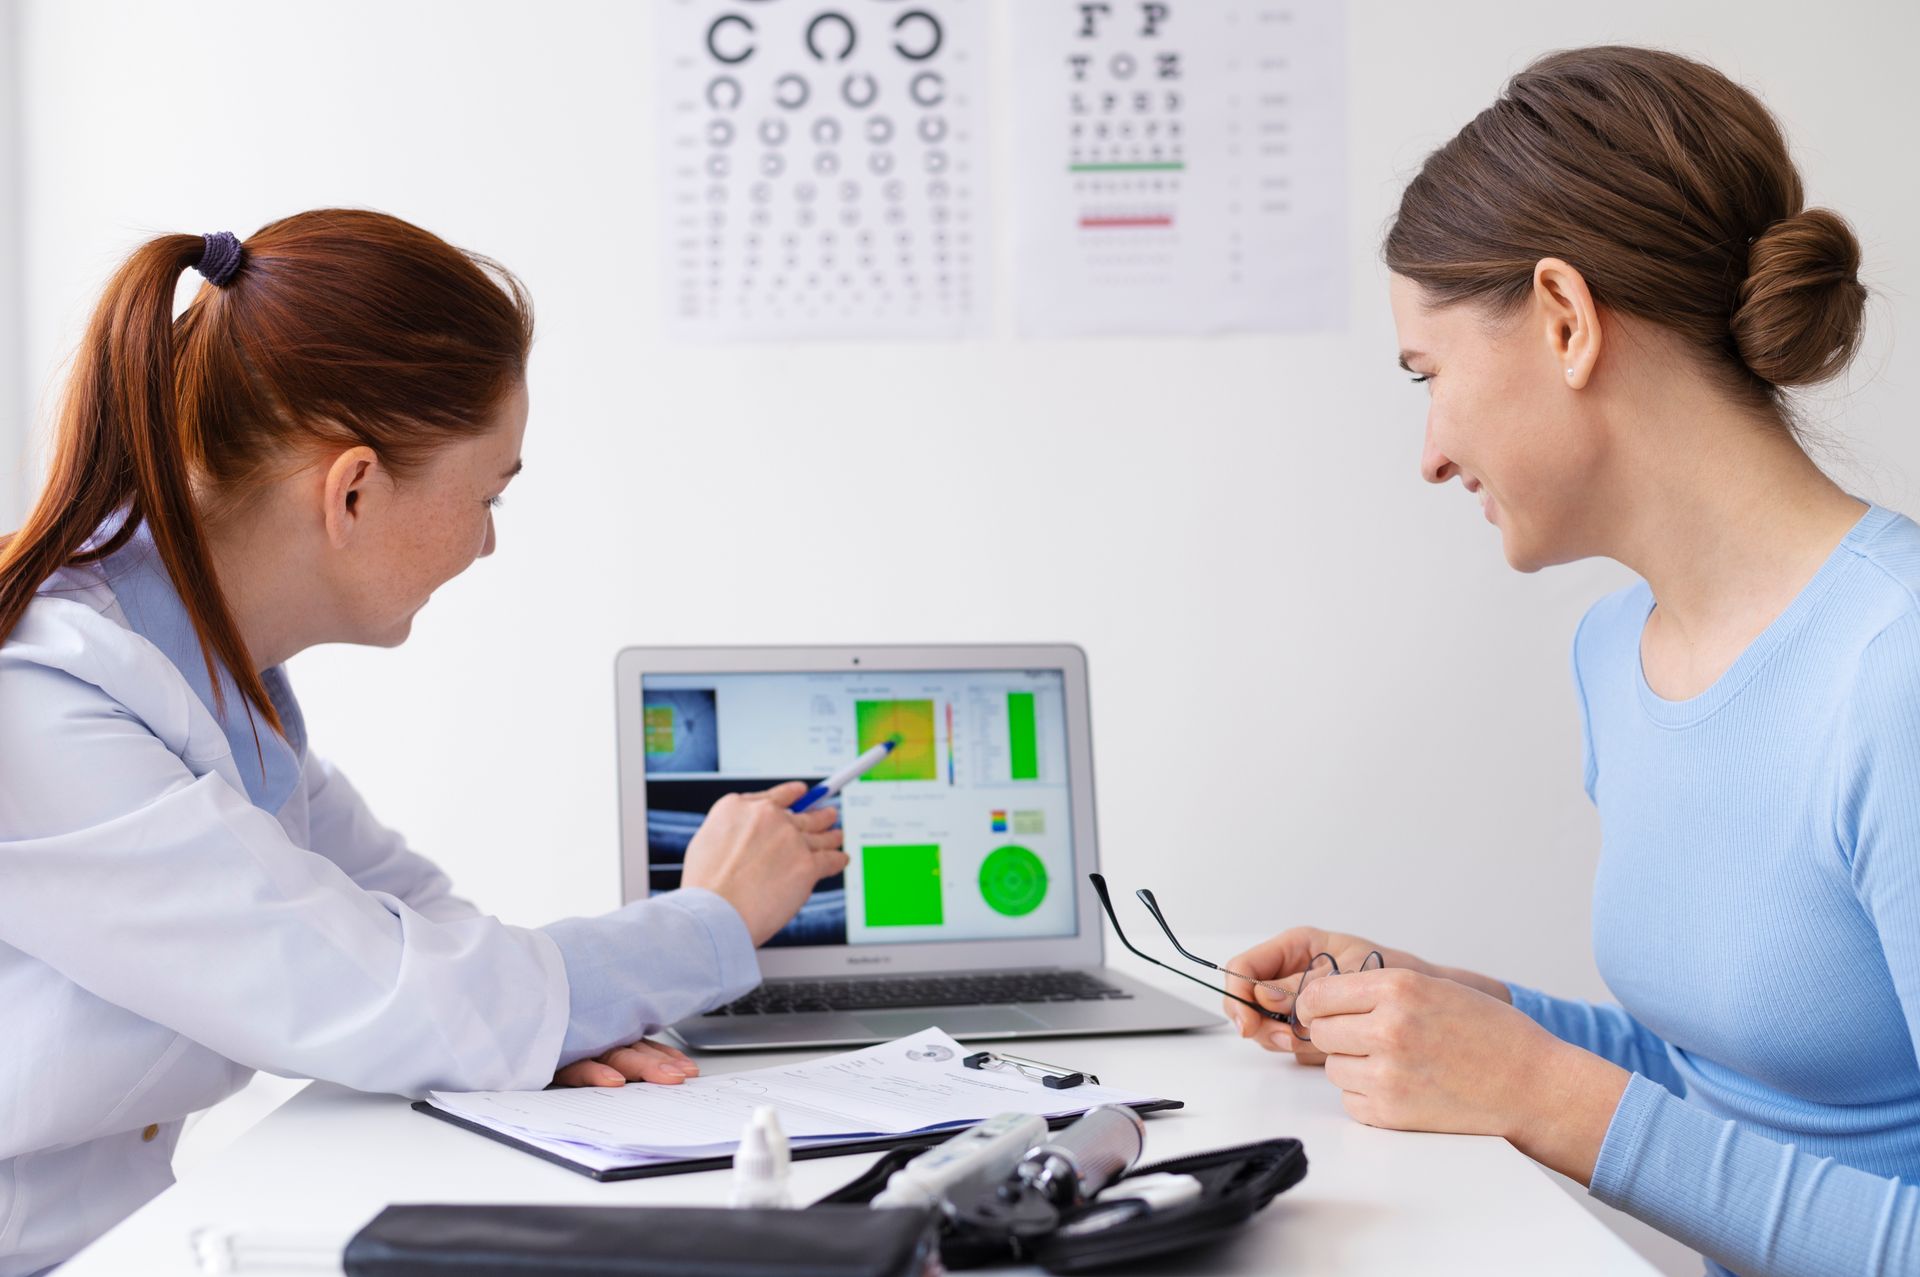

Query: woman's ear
(321, 446), (382, 550)
(1533, 258), (1603, 390)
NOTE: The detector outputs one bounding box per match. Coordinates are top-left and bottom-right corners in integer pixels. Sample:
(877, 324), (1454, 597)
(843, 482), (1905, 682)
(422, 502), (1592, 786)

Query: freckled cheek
(404, 508), (480, 599)
(445, 509), (491, 578)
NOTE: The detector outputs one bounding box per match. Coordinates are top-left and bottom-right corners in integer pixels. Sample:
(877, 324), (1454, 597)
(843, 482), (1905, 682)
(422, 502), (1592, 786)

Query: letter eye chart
(659, 1), (991, 341)
(1009, 2), (1346, 337)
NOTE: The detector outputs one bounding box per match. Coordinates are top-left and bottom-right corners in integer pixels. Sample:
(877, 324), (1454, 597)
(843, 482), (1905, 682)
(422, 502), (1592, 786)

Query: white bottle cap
(731, 1105), (793, 1208)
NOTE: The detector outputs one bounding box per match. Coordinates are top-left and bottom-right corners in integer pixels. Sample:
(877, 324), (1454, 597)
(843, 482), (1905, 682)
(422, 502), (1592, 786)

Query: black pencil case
(341, 1202), (940, 1276)
(814, 1137), (1308, 1272)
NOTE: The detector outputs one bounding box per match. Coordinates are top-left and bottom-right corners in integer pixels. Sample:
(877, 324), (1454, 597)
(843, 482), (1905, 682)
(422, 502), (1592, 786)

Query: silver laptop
(614, 643), (1219, 1050)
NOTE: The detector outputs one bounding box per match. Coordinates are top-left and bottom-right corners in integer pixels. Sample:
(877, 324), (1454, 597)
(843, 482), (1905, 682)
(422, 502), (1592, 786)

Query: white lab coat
(0, 568), (573, 1275)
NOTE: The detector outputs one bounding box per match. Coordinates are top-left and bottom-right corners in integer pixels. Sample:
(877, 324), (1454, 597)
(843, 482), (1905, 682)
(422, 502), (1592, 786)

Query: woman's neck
(1606, 396), (1865, 686)
(200, 494), (326, 674)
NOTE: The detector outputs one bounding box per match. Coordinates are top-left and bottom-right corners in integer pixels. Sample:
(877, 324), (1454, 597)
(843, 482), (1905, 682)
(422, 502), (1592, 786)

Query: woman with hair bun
(1222, 48), (1913, 1275)
(0, 211), (847, 1276)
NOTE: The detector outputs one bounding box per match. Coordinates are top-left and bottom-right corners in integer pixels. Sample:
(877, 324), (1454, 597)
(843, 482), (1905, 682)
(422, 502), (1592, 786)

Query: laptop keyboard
(707, 970), (1134, 1016)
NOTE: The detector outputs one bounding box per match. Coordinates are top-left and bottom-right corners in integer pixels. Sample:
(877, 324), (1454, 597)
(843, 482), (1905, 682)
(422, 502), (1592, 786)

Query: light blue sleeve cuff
(1588, 1069), (1660, 1207)
(543, 887), (762, 1065)
(669, 887), (762, 996)
(1506, 981), (1551, 1028)
(1505, 980), (1607, 1049)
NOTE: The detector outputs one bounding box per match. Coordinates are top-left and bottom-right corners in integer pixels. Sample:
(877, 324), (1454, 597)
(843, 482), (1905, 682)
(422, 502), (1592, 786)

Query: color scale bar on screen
(946, 702), (955, 785)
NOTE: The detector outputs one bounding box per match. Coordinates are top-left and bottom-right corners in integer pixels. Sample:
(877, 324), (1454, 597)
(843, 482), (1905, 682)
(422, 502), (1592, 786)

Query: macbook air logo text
(846, 955), (892, 965)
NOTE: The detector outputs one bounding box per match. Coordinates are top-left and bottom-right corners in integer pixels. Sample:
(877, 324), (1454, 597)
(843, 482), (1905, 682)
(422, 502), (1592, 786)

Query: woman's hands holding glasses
(1216, 918), (1629, 1186)
(1221, 928), (1437, 1063)
(1091, 877), (1627, 1185)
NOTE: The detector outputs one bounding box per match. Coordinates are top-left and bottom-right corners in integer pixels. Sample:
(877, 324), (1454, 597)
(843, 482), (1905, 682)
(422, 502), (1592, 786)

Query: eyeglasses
(1088, 873), (1384, 1040)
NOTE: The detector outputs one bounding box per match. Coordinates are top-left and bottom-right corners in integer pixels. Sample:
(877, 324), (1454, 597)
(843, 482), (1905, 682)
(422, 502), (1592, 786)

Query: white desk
(62, 1003), (1658, 1275)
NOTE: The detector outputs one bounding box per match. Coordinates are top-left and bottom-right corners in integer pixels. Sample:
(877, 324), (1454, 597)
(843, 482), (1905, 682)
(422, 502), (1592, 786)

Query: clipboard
(412, 1097), (1185, 1183)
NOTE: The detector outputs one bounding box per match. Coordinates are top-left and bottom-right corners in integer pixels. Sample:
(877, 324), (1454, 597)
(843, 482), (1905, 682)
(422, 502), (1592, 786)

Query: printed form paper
(428, 1028), (1155, 1162)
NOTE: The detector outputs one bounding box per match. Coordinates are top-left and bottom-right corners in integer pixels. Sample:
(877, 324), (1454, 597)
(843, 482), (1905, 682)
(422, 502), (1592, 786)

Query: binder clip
(962, 1049), (1094, 1089)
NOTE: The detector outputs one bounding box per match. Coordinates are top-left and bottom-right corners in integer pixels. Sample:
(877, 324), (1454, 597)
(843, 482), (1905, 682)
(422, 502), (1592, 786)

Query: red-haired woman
(0, 212), (846, 1275)
(1224, 49), (1914, 1276)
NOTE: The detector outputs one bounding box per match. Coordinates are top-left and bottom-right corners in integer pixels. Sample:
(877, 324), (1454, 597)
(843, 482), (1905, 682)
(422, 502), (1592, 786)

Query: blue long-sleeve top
(1509, 503), (1920, 1276)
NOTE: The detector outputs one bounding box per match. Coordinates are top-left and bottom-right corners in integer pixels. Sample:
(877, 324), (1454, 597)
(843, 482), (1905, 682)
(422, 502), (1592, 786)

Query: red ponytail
(0, 209), (534, 733)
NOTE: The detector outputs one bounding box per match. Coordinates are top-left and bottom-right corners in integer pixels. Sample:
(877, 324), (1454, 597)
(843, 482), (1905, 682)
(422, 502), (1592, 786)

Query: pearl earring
(1565, 368), (1575, 378)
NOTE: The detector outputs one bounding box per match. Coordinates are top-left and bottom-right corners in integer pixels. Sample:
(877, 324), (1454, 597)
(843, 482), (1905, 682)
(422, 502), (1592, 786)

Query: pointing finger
(755, 781), (810, 808)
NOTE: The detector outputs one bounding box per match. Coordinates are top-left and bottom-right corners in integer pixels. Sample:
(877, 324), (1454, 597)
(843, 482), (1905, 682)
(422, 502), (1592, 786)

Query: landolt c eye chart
(658, 0), (992, 340)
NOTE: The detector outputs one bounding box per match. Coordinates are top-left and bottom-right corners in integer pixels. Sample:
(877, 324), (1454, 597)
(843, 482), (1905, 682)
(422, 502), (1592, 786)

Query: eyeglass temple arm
(1134, 889), (1226, 971)
(1088, 874), (1158, 963)
(1087, 874), (1281, 1020)
(1140, 886), (1389, 982)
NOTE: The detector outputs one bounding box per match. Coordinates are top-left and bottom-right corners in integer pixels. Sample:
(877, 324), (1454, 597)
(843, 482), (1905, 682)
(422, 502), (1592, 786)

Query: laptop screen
(641, 669), (1077, 949)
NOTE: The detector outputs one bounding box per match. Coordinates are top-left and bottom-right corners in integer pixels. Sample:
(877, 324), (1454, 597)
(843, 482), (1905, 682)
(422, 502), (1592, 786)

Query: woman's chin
(370, 611), (417, 648)
(1495, 521), (1542, 574)
(1498, 523), (1579, 575)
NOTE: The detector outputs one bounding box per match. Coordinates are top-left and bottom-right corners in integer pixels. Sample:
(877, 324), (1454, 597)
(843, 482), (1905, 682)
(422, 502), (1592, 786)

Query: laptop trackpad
(858, 1007), (1050, 1038)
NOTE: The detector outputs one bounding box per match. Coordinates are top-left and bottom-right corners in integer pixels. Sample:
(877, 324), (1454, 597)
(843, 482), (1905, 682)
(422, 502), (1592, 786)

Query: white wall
(0, 1), (24, 532)
(11, 0), (1920, 1015)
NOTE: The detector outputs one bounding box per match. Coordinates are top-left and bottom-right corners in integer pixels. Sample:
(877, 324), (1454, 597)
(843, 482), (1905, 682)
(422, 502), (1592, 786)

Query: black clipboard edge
(411, 1098), (1186, 1183)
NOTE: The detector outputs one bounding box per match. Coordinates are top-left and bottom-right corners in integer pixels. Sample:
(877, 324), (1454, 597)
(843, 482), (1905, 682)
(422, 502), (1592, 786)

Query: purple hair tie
(195, 231), (244, 287)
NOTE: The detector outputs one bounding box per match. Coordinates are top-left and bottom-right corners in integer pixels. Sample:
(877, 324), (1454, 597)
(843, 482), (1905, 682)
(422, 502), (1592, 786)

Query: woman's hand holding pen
(682, 782), (849, 945)
(1224, 927), (1627, 1186)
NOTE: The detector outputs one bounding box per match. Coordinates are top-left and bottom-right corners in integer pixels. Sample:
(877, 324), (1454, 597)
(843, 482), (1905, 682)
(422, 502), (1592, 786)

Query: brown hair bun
(1384, 46), (1870, 417)
(1732, 207), (1868, 388)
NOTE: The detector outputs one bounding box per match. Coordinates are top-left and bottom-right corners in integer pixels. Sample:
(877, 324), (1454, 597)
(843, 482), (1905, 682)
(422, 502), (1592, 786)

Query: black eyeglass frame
(1088, 873), (1383, 1036)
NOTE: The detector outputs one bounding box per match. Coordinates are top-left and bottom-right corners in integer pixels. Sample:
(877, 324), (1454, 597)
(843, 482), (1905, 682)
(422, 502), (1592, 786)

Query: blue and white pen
(790, 739), (898, 813)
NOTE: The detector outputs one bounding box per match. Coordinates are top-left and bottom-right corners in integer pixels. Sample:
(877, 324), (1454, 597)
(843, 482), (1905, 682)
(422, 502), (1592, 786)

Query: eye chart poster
(1009, 1), (1347, 337)
(658, 1), (991, 341)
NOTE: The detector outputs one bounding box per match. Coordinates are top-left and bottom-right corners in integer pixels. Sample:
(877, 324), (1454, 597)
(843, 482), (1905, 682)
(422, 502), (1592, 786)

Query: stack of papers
(426, 1028), (1159, 1173)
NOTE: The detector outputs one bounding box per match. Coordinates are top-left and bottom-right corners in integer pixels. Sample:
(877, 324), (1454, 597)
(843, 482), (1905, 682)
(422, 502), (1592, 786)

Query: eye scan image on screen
(640, 670), (1076, 949)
